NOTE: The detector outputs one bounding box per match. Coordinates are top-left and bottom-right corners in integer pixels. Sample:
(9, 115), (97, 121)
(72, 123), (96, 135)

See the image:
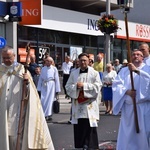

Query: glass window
(113, 38), (122, 50)
(56, 31), (69, 44)
(97, 36), (105, 48)
(113, 50), (122, 62)
(85, 48), (98, 61)
(85, 35), (98, 47)
(122, 39), (132, 51)
(18, 26), (37, 41)
(38, 29), (55, 43)
(70, 33), (84, 45)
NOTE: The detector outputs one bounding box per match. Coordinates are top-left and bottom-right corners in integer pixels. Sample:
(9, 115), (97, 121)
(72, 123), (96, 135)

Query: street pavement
(48, 94), (120, 150)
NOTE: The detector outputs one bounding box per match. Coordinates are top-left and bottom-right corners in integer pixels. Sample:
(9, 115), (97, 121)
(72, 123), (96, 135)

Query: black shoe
(68, 120), (71, 124)
(105, 111), (109, 114)
(83, 145), (88, 150)
(45, 116), (52, 121)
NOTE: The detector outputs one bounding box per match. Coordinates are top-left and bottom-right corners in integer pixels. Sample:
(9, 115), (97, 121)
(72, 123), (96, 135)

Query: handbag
(53, 94), (60, 113)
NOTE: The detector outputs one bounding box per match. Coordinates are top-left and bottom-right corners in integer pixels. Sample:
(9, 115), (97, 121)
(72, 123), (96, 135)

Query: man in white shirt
(62, 55), (73, 98)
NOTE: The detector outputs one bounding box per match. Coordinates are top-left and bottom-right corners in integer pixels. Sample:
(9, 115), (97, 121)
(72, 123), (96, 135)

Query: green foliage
(97, 14), (121, 34)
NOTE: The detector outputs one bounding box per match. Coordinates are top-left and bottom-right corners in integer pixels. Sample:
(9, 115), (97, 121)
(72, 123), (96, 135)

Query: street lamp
(117, 0), (140, 133)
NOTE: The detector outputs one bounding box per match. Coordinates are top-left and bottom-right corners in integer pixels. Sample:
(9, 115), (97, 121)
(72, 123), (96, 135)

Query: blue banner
(0, 2), (7, 16)
(8, 2), (22, 17)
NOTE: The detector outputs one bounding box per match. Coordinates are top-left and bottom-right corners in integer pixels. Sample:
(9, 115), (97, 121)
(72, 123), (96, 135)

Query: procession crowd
(0, 42), (150, 150)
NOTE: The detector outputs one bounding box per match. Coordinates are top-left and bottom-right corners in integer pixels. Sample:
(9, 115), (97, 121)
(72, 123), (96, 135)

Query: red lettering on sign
(136, 24), (150, 38)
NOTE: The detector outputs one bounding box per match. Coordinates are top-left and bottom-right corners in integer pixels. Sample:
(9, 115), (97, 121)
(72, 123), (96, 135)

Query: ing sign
(19, 0), (41, 25)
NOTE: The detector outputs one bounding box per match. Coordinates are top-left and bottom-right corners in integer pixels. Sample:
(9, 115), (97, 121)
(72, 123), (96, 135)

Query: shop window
(97, 36), (105, 48)
(113, 39), (122, 50)
(38, 29), (55, 43)
(85, 48), (98, 61)
(85, 35), (98, 47)
(56, 31), (69, 44)
(122, 39), (132, 51)
(70, 33), (84, 45)
(18, 26), (37, 41)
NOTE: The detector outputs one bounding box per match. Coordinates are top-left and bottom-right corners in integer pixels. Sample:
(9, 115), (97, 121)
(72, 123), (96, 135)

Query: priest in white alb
(37, 56), (61, 121)
(112, 49), (150, 150)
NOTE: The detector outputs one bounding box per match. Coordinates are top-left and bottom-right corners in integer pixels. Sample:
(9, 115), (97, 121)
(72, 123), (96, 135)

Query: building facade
(1, 0), (150, 69)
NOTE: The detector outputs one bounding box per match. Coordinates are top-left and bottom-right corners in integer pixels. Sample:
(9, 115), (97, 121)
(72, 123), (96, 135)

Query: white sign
(70, 47), (82, 60)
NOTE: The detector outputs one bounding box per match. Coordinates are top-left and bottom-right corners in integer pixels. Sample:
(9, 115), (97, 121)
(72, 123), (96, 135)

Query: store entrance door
(55, 46), (70, 76)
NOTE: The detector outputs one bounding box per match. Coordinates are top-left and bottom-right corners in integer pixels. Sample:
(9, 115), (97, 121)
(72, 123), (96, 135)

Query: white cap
(122, 59), (128, 64)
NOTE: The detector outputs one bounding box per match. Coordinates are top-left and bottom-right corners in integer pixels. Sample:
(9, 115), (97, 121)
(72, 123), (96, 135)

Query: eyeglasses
(139, 49), (146, 51)
(132, 53), (143, 57)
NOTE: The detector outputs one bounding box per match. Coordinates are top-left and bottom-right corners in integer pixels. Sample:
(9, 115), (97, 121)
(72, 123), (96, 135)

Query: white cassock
(37, 65), (61, 117)
(65, 66), (102, 127)
(112, 63), (150, 150)
(0, 62), (54, 150)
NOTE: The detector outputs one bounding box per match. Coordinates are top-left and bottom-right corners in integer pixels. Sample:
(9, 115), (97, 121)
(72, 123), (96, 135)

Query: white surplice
(112, 63), (150, 150)
(37, 65), (61, 117)
(0, 62), (54, 150)
(65, 66), (102, 127)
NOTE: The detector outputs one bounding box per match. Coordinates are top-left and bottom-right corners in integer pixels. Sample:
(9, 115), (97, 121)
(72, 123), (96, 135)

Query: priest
(112, 49), (150, 150)
(0, 45), (54, 150)
(65, 53), (102, 150)
(37, 56), (61, 121)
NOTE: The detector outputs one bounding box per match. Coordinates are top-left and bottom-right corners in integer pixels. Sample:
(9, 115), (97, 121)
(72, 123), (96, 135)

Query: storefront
(17, 5), (105, 69)
(17, 5), (150, 70)
(113, 20), (150, 63)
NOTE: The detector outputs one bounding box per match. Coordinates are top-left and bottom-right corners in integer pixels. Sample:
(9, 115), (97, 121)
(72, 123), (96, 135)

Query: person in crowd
(43, 52), (50, 66)
(122, 59), (128, 66)
(93, 53), (104, 79)
(112, 49), (150, 150)
(118, 59), (128, 72)
(68, 58), (80, 123)
(93, 54), (103, 105)
(33, 65), (41, 97)
(0, 46), (54, 150)
(62, 55), (73, 99)
(139, 42), (150, 66)
(37, 56), (61, 121)
(65, 53), (102, 150)
(70, 58), (80, 72)
(102, 63), (117, 115)
(88, 54), (94, 67)
(114, 59), (122, 73)
(28, 54), (38, 77)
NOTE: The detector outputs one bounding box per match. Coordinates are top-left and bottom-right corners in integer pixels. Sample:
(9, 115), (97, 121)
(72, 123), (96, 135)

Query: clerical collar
(80, 67), (88, 73)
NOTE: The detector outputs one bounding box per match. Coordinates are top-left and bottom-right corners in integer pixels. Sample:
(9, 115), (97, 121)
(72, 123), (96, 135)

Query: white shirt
(144, 55), (150, 66)
(62, 61), (73, 74)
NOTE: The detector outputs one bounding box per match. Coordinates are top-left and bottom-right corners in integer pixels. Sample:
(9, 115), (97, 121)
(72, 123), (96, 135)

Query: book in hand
(78, 90), (89, 104)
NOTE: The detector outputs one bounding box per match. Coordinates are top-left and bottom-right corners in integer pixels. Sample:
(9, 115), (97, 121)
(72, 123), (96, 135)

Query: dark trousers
(74, 118), (99, 149)
(63, 74), (70, 95)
